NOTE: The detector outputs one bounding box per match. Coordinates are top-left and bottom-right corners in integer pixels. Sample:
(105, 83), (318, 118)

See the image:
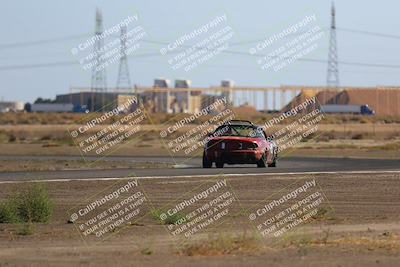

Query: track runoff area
(1, 96), (397, 250)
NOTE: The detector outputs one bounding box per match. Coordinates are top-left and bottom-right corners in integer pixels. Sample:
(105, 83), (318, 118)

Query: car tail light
(247, 142), (258, 150)
(237, 142), (258, 150)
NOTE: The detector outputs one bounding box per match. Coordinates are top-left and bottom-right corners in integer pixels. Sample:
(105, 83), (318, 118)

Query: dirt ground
(0, 159), (174, 172)
(1, 120), (400, 160)
(0, 172), (399, 266)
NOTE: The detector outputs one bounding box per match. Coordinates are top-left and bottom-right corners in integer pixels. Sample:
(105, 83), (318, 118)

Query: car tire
(202, 152), (212, 168)
(215, 161), (224, 168)
(268, 160), (276, 167)
(268, 150), (277, 167)
(257, 153), (267, 168)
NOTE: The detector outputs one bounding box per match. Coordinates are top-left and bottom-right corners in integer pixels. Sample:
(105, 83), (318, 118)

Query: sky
(0, 0), (399, 103)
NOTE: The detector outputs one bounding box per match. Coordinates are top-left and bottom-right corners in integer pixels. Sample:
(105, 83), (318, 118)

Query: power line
(337, 60), (400, 69)
(229, 28), (330, 47)
(337, 27), (400, 40)
(3, 29), (400, 71)
(1, 25), (400, 52)
(0, 61), (77, 71)
(0, 33), (91, 50)
(138, 36), (400, 69)
(2, 53), (400, 72)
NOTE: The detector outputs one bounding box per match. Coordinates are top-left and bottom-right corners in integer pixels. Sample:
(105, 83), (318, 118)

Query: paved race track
(0, 156), (399, 182)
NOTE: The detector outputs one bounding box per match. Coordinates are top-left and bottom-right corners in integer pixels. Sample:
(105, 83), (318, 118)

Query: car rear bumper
(205, 149), (263, 164)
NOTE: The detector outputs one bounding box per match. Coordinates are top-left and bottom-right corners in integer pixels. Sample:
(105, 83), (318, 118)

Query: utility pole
(91, 8), (107, 111)
(327, 2), (339, 88)
(116, 25), (132, 91)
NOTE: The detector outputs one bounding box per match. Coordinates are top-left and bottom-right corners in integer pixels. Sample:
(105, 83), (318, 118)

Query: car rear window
(214, 125), (265, 138)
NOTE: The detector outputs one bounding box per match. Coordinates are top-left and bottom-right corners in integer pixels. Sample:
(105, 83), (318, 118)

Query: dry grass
(370, 141), (400, 151)
(178, 233), (262, 256)
(178, 230), (400, 256)
(0, 123), (398, 145)
(2, 112), (400, 125)
(0, 118), (398, 160)
(280, 231), (400, 252)
(0, 160), (174, 172)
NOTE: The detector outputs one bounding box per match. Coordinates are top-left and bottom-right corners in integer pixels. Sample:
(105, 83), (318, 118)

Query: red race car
(202, 120), (278, 168)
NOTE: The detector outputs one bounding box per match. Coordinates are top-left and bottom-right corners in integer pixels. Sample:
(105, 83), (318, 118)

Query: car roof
(224, 120), (254, 126)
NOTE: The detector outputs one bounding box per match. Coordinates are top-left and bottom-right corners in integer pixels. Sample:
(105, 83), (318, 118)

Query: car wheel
(215, 161), (224, 168)
(268, 150), (277, 167)
(268, 160), (276, 167)
(257, 153), (267, 168)
(202, 152), (212, 168)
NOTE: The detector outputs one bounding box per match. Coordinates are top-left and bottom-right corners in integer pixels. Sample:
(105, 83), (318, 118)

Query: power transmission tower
(327, 2), (339, 88)
(91, 8), (107, 111)
(116, 25), (132, 90)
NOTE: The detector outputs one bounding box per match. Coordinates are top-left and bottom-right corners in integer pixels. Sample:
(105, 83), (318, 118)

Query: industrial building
(52, 83), (400, 116)
(141, 79), (203, 114)
(323, 88), (400, 116)
(282, 87), (400, 116)
(31, 103), (74, 113)
(0, 101), (24, 113)
(58, 80), (233, 115)
(55, 92), (138, 112)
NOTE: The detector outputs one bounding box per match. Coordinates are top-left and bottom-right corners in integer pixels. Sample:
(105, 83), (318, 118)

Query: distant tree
(34, 98), (55, 104)
(24, 103), (31, 112)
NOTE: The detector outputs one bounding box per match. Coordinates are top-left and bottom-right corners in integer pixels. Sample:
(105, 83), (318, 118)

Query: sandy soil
(0, 140), (399, 160)
(0, 122), (399, 161)
(0, 159), (174, 172)
(0, 172), (399, 266)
